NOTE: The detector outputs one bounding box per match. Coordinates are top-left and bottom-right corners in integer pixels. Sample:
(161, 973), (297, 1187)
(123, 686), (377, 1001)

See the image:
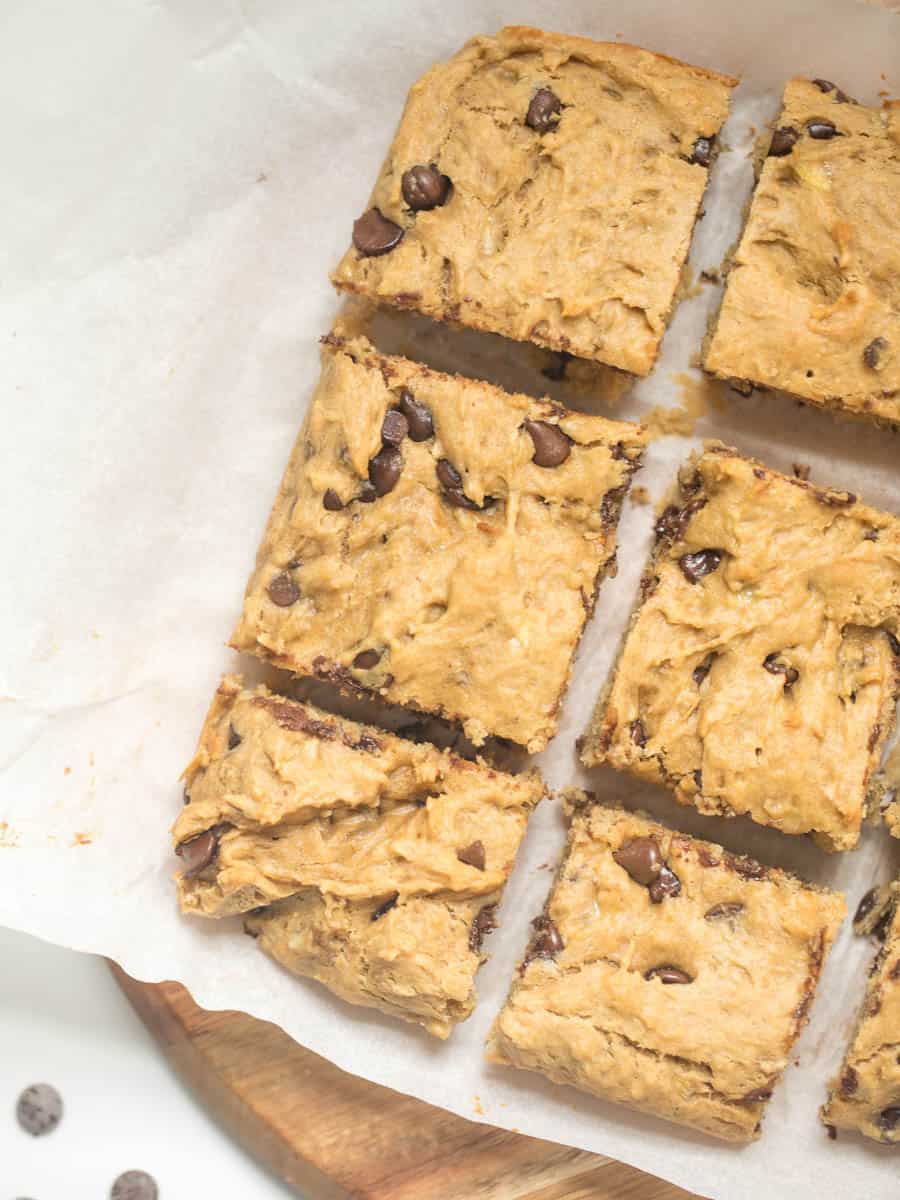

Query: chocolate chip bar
(332, 26), (737, 376)
(488, 795), (845, 1142)
(822, 881), (900, 1143)
(581, 444), (900, 851)
(173, 676), (542, 1037)
(705, 78), (900, 425)
(231, 332), (647, 751)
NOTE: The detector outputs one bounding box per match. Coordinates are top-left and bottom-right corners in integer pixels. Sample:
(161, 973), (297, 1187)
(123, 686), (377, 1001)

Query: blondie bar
(581, 445), (900, 851)
(231, 333), (647, 751)
(332, 26), (737, 375)
(705, 78), (900, 425)
(488, 796), (845, 1141)
(173, 677), (542, 1036)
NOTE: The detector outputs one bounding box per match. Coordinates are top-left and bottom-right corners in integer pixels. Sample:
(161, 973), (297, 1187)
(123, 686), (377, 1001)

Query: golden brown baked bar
(173, 676), (542, 1037)
(705, 78), (900, 424)
(231, 332), (647, 752)
(581, 444), (900, 851)
(822, 881), (900, 1143)
(332, 26), (737, 375)
(488, 796), (845, 1142)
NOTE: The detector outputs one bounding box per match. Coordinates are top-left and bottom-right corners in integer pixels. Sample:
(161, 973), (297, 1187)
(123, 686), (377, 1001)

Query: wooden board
(111, 966), (704, 1200)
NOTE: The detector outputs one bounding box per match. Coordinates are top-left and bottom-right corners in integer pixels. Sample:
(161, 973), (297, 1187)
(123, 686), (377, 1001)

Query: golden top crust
(332, 28), (736, 374)
(489, 800), (844, 1142)
(231, 335), (647, 751)
(705, 78), (900, 424)
(582, 445), (900, 850)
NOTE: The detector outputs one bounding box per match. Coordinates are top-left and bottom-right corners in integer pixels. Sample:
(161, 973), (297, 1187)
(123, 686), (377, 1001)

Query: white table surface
(1, 926), (295, 1199)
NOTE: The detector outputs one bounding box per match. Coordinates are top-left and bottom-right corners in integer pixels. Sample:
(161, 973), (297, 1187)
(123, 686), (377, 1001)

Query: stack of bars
(173, 27), (900, 1146)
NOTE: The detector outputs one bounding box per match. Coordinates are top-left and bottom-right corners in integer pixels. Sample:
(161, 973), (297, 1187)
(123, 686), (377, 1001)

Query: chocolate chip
(525, 915), (564, 963)
(705, 901), (744, 922)
(613, 837), (662, 886)
(469, 903), (498, 952)
(863, 337), (887, 369)
(381, 409), (409, 446)
(352, 208), (403, 256)
(16, 1084), (63, 1136)
(768, 126), (799, 156)
(227, 724), (241, 750)
(812, 79), (850, 101)
(725, 853), (768, 881)
(644, 965), (693, 984)
(175, 828), (219, 877)
(525, 87), (561, 133)
(353, 648), (382, 669)
(679, 549), (722, 583)
(763, 653), (799, 690)
(398, 389), (434, 441)
(436, 458), (462, 490)
(267, 571), (300, 606)
(648, 866), (682, 904)
(629, 719), (647, 748)
(323, 487), (344, 511)
(879, 1107), (900, 1134)
(840, 1067), (859, 1096)
(887, 631), (900, 656)
(693, 655), (714, 685)
(110, 1171), (159, 1200)
(358, 481), (377, 503)
(457, 840), (486, 870)
(813, 78), (837, 93)
(368, 446), (403, 496)
(401, 163), (451, 211)
(542, 350), (572, 381)
(854, 887), (880, 926)
(741, 1085), (773, 1102)
(524, 419), (571, 468)
(655, 497), (706, 543)
(691, 135), (714, 167)
(808, 119), (837, 139)
(371, 893), (399, 921)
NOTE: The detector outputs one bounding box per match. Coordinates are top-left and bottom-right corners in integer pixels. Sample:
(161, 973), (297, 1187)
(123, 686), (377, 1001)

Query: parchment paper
(3, 2), (900, 1196)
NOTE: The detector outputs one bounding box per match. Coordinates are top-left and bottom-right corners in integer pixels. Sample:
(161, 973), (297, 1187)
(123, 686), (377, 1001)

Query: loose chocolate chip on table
(352, 207), (404, 256)
(371, 893), (399, 921)
(401, 163), (452, 211)
(470, 903), (498, 952)
(381, 408), (409, 446)
(175, 828), (219, 877)
(644, 965), (693, 985)
(807, 119), (837, 139)
(879, 1107), (900, 1134)
(705, 901), (745, 922)
(267, 571), (300, 607)
(523, 419), (571, 468)
(352, 648), (382, 670)
(227, 724), (241, 750)
(679, 549), (723, 583)
(525, 87), (562, 133)
(526, 915), (564, 962)
(110, 1170), (159, 1200)
(613, 837), (662, 886)
(854, 887), (880, 926)
(369, 446), (403, 496)
(863, 337), (888, 369)
(768, 126), (799, 156)
(691, 135), (714, 166)
(648, 866), (682, 904)
(16, 1083), (63, 1136)
(457, 840), (486, 871)
(323, 487), (344, 511)
(398, 389), (434, 441)
(763, 653), (800, 689)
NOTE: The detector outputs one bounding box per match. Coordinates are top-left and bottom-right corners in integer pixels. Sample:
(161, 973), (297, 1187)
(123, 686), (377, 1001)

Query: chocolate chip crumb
(267, 571), (300, 607)
(725, 853), (768, 881)
(525, 88), (562, 133)
(457, 840), (486, 871)
(679, 548), (723, 583)
(644, 965), (692, 985)
(16, 1084), (63, 1137)
(840, 1067), (858, 1096)
(371, 893), (399, 921)
(401, 163), (451, 211)
(469, 903), (497, 952)
(352, 208), (403, 256)
(769, 127), (799, 156)
(110, 1170), (159, 1200)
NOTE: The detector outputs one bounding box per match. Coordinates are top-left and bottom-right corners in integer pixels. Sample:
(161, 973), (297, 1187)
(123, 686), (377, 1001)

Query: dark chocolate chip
(227, 724), (241, 750)
(542, 350), (572, 381)
(371, 893), (399, 921)
(381, 409), (409, 446)
(807, 119), (837, 139)
(691, 135), (714, 167)
(873, 908), (894, 943)
(323, 487), (344, 511)
(352, 208), (403, 256)
(111, 1171), (159, 1200)
(176, 828), (220, 877)
(649, 867), (682, 904)
(705, 901), (744, 922)
(725, 853), (768, 881)
(525, 87), (562, 133)
(840, 1067), (859, 1096)
(401, 163), (451, 211)
(693, 655), (714, 685)
(469, 903), (498, 952)
(526, 915), (564, 963)
(267, 571), (300, 607)
(523, 419), (572, 468)
(655, 497), (706, 543)
(629, 719), (647, 748)
(436, 458), (463, 489)
(879, 1107), (900, 1134)
(457, 840), (486, 871)
(398, 389), (434, 441)
(369, 446), (403, 496)
(644, 965), (693, 985)
(613, 837), (662, 887)
(887, 631), (900, 656)
(358, 481), (377, 503)
(813, 78), (837, 93)
(855, 887), (880, 926)
(353, 648), (382, 669)
(863, 337), (888, 369)
(763, 653), (800, 690)
(679, 549), (723, 583)
(16, 1084), (63, 1137)
(697, 848), (720, 868)
(768, 126), (799, 156)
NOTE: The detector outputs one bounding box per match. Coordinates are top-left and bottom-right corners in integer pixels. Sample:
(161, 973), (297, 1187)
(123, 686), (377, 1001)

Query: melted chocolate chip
(879, 1107), (900, 1134)
(691, 135), (714, 167)
(648, 866), (682, 904)
(358, 481), (377, 503)
(323, 488), (344, 511)
(398, 389), (434, 441)
(16, 1084), (63, 1137)
(353, 648), (382, 669)
(525, 87), (562, 133)
(457, 840), (486, 871)
(655, 498), (706, 543)
(769, 126), (799, 156)
(381, 409), (409, 446)
(436, 457), (481, 509)
(267, 571), (300, 607)
(855, 887), (880, 926)
(693, 655), (714, 685)
(111, 1171), (159, 1200)
(469, 903), (498, 952)
(644, 965), (693, 985)
(840, 1067), (859, 1096)
(525, 915), (564, 963)
(352, 208), (404, 256)
(887, 631), (900, 656)
(705, 901), (745, 922)
(176, 828), (220, 877)
(371, 893), (399, 921)
(813, 78), (837, 93)
(741, 1085), (773, 1102)
(725, 853), (768, 881)
(613, 837), (662, 886)
(807, 119), (837, 139)
(863, 337), (888, 369)
(523, 419), (572, 468)
(679, 549), (723, 583)
(629, 719), (647, 748)
(401, 163), (451, 211)
(369, 446), (403, 496)
(763, 653), (800, 690)
(227, 724), (241, 750)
